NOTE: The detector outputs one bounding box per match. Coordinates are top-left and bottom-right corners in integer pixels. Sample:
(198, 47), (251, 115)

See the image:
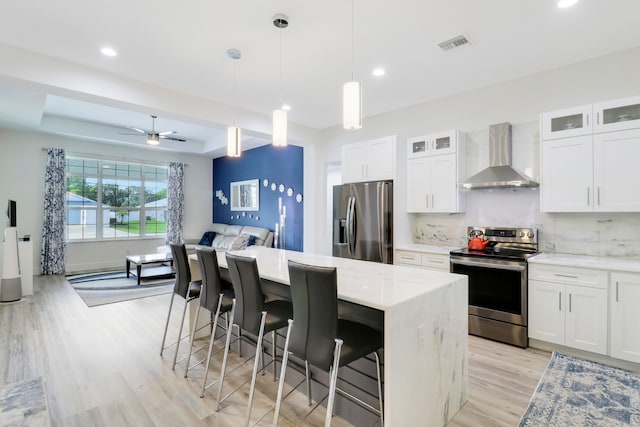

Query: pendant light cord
(351, 0), (355, 81)
(233, 58), (237, 126)
(279, 29), (283, 105)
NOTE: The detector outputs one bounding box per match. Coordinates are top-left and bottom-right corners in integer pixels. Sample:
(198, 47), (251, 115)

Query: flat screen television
(7, 199), (16, 227)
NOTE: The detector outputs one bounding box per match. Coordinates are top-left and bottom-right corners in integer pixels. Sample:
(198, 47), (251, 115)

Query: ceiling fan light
(343, 80), (362, 130)
(272, 109), (288, 147)
(146, 133), (160, 145)
(227, 126), (241, 157)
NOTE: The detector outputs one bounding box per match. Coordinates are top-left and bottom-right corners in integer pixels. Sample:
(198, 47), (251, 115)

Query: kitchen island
(190, 246), (468, 426)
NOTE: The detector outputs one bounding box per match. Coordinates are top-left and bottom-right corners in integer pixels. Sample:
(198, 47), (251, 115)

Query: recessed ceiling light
(557, 0), (578, 8)
(101, 47), (117, 57)
(372, 68), (386, 77)
(281, 104), (291, 111)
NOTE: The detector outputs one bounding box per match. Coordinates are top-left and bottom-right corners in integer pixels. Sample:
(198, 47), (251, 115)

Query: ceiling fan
(118, 115), (186, 145)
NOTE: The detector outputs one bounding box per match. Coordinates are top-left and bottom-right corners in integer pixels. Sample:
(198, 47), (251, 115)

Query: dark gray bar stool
(216, 253), (293, 427)
(160, 243), (202, 370)
(272, 260), (384, 427)
(182, 248), (235, 396)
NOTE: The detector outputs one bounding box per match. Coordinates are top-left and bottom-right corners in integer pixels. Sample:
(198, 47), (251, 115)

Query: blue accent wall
(212, 144), (304, 251)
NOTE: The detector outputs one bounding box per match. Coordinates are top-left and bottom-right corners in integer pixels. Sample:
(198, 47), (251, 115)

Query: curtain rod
(41, 148), (188, 167)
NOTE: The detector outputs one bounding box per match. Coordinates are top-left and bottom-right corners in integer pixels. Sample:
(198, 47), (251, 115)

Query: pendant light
(227, 48), (242, 157)
(343, 0), (362, 130)
(272, 14), (288, 147)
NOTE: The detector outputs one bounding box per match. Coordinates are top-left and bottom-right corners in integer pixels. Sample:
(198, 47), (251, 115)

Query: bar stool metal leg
(171, 296), (191, 370)
(305, 361), (312, 406)
(183, 303), (202, 376)
(325, 339), (343, 427)
(214, 300), (236, 403)
(374, 350), (384, 425)
(160, 292), (176, 355)
(245, 311), (268, 427)
(272, 319), (293, 427)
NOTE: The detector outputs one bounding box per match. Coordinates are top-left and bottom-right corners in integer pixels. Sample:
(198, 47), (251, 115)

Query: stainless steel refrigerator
(332, 180), (393, 264)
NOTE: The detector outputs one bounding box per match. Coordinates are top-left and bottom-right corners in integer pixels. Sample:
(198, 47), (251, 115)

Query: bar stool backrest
(287, 260), (338, 371)
(225, 253), (265, 335)
(196, 248), (225, 312)
(170, 243), (192, 298)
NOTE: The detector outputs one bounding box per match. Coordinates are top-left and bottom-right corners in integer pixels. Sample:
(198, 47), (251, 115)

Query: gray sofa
(159, 223), (273, 254)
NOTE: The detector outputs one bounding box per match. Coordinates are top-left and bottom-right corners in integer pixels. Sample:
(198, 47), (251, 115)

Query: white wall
(310, 47), (640, 256)
(0, 130), (213, 274)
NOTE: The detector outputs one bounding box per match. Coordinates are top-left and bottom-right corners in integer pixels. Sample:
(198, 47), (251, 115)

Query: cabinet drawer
(421, 254), (449, 270)
(396, 250), (422, 266)
(529, 264), (608, 289)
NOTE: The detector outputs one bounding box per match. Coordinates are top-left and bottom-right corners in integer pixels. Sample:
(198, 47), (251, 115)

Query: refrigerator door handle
(346, 196), (356, 256)
(377, 182), (386, 263)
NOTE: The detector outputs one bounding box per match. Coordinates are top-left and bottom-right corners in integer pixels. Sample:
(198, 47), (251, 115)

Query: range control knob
(527, 231), (535, 238)
(519, 231), (525, 238)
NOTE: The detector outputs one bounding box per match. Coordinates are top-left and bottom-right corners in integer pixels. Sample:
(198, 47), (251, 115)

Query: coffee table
(126, 253), (174, 285)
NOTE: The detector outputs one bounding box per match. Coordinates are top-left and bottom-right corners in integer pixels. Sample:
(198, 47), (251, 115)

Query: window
(66, 157), (168, 241)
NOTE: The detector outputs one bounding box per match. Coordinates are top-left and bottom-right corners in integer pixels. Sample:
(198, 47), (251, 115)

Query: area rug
(0, 377), (51, 426)
(67, 270), (174, 307)
(519, 352), (640, 426)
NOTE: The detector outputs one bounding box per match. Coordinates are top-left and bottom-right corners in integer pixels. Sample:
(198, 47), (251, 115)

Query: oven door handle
(450, 257), (526, 272)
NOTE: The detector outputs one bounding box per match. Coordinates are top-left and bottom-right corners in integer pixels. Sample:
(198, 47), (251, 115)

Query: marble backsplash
(411, 188), (640, 257)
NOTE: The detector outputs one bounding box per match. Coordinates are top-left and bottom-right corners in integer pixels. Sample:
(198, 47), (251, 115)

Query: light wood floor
(0, 274), (551, 426)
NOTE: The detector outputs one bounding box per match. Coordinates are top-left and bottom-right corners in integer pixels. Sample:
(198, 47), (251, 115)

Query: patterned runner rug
(519, 352), (640, 426)
(66, 270), (174, 307)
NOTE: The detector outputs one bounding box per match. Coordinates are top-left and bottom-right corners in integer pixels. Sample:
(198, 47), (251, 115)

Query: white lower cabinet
(610, 272), (640, 363)
(529, 265), (608, 355)
(395, 250), (449, 272)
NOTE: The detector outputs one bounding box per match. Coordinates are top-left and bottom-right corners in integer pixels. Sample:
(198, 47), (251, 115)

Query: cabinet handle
(361, 165), (365, 177)
(431, 194), (435, 207)
(554, 273), (579, 279)
(559, 292), (562, 311)
(366, 164), (368, 177)
(616, 281), (619, 302)
(569, 293), (572, 313)
(426, 195), (429, 208)
(586, 114), (589, 126)
(597, 187), (601, 206)
(587, 188), (590, 206)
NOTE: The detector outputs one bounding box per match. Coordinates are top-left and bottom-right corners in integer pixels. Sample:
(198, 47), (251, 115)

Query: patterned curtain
(166, 162), (185, 244)
(41, 148), (66, 275)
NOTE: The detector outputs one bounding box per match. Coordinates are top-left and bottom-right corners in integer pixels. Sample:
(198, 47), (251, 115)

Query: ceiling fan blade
(117, 132), (145, 136)
(126, 127), (146, 134)
(159, 131), (176, 136)
(160, 136), (187, 142)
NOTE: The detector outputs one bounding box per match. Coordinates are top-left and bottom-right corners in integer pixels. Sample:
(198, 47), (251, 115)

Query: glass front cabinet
(593, 96), (640, 133)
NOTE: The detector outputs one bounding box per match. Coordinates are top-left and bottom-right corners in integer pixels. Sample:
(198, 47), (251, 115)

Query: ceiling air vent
(438, 35), (470, 51)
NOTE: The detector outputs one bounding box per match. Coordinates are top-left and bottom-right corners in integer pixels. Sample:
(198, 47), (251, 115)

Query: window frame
(65, 157), (168, 242)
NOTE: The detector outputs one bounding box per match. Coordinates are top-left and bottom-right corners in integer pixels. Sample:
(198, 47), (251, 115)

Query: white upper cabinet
(406, 130), (464, 213)
(407, 130), (457, 159)
(541, 104), (593, 140)
(342, 136), (396, 183)
(541, 96), (640, 212)
(541, 136), (593, 212)
(593, 96), (640, 133)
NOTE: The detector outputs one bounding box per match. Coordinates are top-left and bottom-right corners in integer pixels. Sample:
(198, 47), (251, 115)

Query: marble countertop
(203, 246), (466, 312)
(529, 252), (640, 273)
(395, 243), (460, 255)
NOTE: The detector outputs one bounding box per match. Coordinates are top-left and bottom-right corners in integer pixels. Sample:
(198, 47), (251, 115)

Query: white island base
(189, 247), (468, 426)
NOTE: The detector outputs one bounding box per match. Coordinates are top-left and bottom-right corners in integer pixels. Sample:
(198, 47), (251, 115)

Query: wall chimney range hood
(462, 122), (538, 189)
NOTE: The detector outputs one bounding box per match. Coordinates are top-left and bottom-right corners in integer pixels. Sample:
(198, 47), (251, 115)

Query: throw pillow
(231, 233), (251, 250)
(247, 235), (257, 246)
(198, 231), (216, 246)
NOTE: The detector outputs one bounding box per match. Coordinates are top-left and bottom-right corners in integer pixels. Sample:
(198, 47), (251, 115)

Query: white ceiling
(0, 0), (639, 156)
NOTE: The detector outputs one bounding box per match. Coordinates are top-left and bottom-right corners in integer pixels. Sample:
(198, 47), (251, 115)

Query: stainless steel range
(450, 226), (539, 348)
